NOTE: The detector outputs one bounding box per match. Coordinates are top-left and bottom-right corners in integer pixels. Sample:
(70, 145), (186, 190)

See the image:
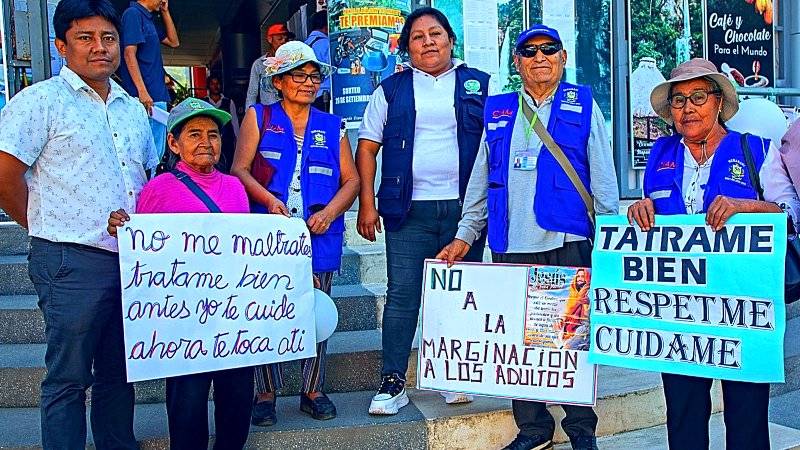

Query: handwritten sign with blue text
(118, 214), (317, 382)
(419, 260), (597, 406)
(589, 214), (786, 382)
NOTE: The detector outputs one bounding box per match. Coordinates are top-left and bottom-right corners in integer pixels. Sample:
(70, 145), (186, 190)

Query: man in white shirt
(204, 75), (239, 172)
(0, 1), (157, 448)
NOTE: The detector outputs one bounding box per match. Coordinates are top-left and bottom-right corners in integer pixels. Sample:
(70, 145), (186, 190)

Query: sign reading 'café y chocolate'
(705, 0), (775, 90)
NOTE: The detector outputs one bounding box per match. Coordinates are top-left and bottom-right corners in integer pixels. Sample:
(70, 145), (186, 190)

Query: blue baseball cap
(515, 25), (562, 51)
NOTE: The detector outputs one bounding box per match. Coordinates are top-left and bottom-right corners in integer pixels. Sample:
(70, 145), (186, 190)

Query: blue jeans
(150, 101), (168, 160)
(27, 238), (136, 450)
(381, 200), (485, 377)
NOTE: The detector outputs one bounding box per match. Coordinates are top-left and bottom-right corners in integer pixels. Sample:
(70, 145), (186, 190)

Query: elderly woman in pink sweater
(107, 98), (252, 450)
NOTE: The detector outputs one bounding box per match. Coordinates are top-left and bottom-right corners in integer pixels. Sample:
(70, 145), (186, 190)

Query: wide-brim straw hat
(263, 41), (333, 95)
(650, 58), (739, 125)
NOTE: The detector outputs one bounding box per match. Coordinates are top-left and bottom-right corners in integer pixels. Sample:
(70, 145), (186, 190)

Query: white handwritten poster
(418, 260), (597, 406)
(118, 214), (317, 382)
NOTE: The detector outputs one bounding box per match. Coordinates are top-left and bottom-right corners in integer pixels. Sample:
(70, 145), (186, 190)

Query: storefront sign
(589, 214), (787, 383)
(419, 260), (597, 405)
(328, 0), (411, 127)
(705, 0), (775, 89)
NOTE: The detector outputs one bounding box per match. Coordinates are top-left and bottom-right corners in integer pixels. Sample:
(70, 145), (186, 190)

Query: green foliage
(630, 0), (704, 76)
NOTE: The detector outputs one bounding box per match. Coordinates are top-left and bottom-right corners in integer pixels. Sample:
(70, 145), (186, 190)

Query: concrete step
(0, 284), (387, 344)
(0, 390), (428, 450)
(0, 222), (27, 256)
(0, 329), (399, 408)
(552, 413), (800, 450)
(0, 365), (706, 450)
(0, 244), (388, 295)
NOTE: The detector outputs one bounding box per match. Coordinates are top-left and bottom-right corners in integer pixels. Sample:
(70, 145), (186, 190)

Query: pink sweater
(136, 161), (249, 214)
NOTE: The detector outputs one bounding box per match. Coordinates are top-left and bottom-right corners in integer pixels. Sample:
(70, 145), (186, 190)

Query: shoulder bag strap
(522, 96), (596, 225)
(259, 103), (272, 144)
(171, 169), (222, 213)
(740, 132), (765, 201)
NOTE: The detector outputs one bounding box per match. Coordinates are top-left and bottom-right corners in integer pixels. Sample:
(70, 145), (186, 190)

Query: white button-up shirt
(0, 66), (158, 252)
(359, 60), (492, 201)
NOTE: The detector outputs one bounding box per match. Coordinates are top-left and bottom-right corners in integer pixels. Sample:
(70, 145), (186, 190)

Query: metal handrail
(737, 87), (800, 97)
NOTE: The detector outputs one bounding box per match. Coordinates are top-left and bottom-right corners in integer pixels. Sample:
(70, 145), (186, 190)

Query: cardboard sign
(418, 260), (597, 406)
(118, 214), (317, 382)
(589, 214), (787, 382)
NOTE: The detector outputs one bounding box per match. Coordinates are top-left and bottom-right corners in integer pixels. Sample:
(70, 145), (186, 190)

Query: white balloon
(727, 98), (788, 145)
(314, 289), (339, 342)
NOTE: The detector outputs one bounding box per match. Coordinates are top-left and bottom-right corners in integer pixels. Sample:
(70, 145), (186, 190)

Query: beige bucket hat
(650, 58), (739, 125)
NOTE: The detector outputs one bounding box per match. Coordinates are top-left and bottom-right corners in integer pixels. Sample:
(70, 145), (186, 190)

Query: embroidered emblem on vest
(464, 79), (481, 95)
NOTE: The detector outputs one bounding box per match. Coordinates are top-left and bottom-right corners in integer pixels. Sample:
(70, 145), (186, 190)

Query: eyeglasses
(288, 71), (323, 84)
(516, 42), (563, 58)
(668, 90), (722, 109)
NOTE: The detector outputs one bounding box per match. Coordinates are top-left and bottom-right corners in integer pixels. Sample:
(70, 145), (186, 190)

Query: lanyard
(519, 93), (538, 145)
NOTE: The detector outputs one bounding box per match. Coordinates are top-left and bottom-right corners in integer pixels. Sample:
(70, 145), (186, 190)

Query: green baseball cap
(167, 97), (231, 133)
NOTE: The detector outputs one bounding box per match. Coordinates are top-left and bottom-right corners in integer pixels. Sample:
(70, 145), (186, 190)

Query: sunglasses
(287, 71), (323, 84)
(668, 90), (722, 109)
(516, 42), (563, 58)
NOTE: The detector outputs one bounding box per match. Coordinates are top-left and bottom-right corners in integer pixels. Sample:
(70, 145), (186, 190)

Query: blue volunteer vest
(483, 82), (594, 252)
(252, 103), (344, 272)
(376, 65), (490, 231)
(643, 131), (769, 214)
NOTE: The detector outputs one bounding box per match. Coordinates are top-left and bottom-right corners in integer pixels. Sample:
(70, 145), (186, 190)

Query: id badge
(512, 148), (537, 171)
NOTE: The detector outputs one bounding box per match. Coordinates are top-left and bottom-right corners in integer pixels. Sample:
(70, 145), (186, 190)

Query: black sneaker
(251, 396), (277, 427)
(502, 434), (553, 450)
(368, 373), (408, 415)
(300, 393), (337, 420)
(569, 435), (598, 450)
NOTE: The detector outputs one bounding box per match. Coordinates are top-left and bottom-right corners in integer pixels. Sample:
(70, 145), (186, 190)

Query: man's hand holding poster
(589, 214), (787, 383)
(418, 260), (597, 406)
(118, 214), (317, 382)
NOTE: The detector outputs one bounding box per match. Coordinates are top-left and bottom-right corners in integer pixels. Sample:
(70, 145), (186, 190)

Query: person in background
(246, 23), (291, 108)
(356, 7), (491, 415)
(107, 98), (252, 450)
(437, 24), (619, 450)
(204, 75), (240, 173)
(0, 1), (158, 447)
(231, 41), (359, 427)
(628, 58), (800, 450)
(118, 0), (179, 159)
(305, 10), (331, 112)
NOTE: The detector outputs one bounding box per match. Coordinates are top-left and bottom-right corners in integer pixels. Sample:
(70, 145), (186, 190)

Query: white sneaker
(441, 392), (474, 404)
(368, 374), (409, 415)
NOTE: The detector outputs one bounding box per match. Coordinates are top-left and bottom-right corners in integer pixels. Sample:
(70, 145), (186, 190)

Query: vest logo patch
(311, 130), (327, 148)
(464, 79), (482, 95)
(563, 88), (579, 105)
(267, 124), (285, 134)
(726, 159), (747, 185)
(657, 161), (676, 171)
(492, 109), (513, 119)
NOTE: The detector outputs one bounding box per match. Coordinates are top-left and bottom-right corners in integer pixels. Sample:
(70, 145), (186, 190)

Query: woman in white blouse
(355, 7), (492, 415)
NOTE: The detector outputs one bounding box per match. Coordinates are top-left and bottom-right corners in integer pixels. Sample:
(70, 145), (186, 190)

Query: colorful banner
(328, 0), (411, 127)
(419, 260), (597, 406)
(589, 214), (787, 382)
(118, 214), (317, 382)
(705, 0), (775, 89)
